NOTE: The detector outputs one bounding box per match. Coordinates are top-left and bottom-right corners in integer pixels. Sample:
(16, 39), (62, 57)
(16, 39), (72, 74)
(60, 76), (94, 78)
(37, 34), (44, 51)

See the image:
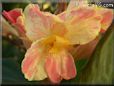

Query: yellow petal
(64, 7), (102, 44)
(50, 15), (67, 37)
(24, 4), (52, 41)
(58, 0), (88, 21)
(21, 40), (47, 81)
(96, 8), (113, 32)
(24, 4), (67, 41)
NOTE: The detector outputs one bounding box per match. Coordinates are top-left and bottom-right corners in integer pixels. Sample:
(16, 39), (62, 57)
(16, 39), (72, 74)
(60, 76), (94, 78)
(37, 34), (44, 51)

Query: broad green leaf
(2, 58), (27, 84)
(78, 22), (114, 84)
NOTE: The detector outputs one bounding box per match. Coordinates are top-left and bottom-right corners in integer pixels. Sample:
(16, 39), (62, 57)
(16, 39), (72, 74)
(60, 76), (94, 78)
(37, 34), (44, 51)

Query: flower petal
(2, 8), (26, 35)
(2, 16), (19, 36)
(45, 54), (62, 83)
(21, 40), (47, 81)
(61, 52), (76, 80)
(59, 1), (113, 34)
(98, 8), (113, 33)
(58, 7), (96, 23)
(15, 16), (26, 34)
(50, 15), (67, 36)
(24, 4), (52, 41)
(3, 8), (22, 24)
(58, 52), (76, 80)
(45, 50), (76, 83)
(64, 7), (102, 44)
(70, 1), (114, 33)
(71, 37), (99, 60)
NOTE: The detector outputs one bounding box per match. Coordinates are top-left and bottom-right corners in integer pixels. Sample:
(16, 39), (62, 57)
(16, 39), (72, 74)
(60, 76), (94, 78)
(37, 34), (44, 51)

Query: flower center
(42, 35), (70, 54)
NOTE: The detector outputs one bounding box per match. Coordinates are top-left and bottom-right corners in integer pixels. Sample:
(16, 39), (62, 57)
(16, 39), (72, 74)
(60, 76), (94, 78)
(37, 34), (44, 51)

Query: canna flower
(3, 9), (25, 35)
(2, 0), (113, 83)
(21, 2), (113, 83)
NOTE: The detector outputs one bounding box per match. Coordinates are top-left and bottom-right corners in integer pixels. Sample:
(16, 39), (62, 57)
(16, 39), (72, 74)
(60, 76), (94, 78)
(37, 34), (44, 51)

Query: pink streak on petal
(22, 40), (41, 75)
(28, 5), (51, 29)
(3, 9), (21, 24)
(2, 9), (26, 35)
(71, 8), (95, 24)
(100, 9), (113, 33)
(58, 12), (66, 20)
(26, 65), (36, 79)
(22, 47), (38, 74)
(61, 54), (76, 80)
(58, 7), (95, 22)
(101, 10), (113, 24)
(45, 56), (62, 83)
(45, 51), (76, 83)
(24, 4), (53, 41)
(3, 11), (15, 23)
(100, 29), (106, 33)
(22, 40), (47, 80)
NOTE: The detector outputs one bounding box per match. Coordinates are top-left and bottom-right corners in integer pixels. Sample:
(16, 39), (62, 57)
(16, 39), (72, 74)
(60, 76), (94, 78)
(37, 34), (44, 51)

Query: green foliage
(78, 22), (114, 84)
(2, 58), (27, 84)
(2, 3), (29, 11)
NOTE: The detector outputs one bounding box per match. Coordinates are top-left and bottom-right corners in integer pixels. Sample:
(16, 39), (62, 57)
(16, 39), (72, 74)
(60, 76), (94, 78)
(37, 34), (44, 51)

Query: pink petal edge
(3, 9), (22, 24)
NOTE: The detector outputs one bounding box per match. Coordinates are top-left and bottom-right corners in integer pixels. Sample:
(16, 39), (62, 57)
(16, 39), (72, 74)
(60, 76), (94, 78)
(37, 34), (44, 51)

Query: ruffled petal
(3, 8), (22, 24)
(2, 16), (19, 36)
(63, 7), (102, 44)
(59, 1), (113, 34)
(24, 4), (53, 41)
(45, 50), (76, 83)
(97, 8), (113, 33)
(58, 6), (93, 21)
(21, 40), (47, 81)
(45, 53), (62, 83)
(3, 8), (26, 35)
(61, 51), (76, 80)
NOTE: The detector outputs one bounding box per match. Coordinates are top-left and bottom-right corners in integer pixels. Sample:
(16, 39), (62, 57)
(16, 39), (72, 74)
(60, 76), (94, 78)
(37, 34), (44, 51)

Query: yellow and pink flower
(2, 0), (113, 84)
(21, 3), (113, 83)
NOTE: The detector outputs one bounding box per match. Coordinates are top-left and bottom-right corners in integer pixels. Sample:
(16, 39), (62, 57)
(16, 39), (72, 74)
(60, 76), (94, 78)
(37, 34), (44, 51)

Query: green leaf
(78, 22), (114, 84)
(2, 58), (27, 84)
